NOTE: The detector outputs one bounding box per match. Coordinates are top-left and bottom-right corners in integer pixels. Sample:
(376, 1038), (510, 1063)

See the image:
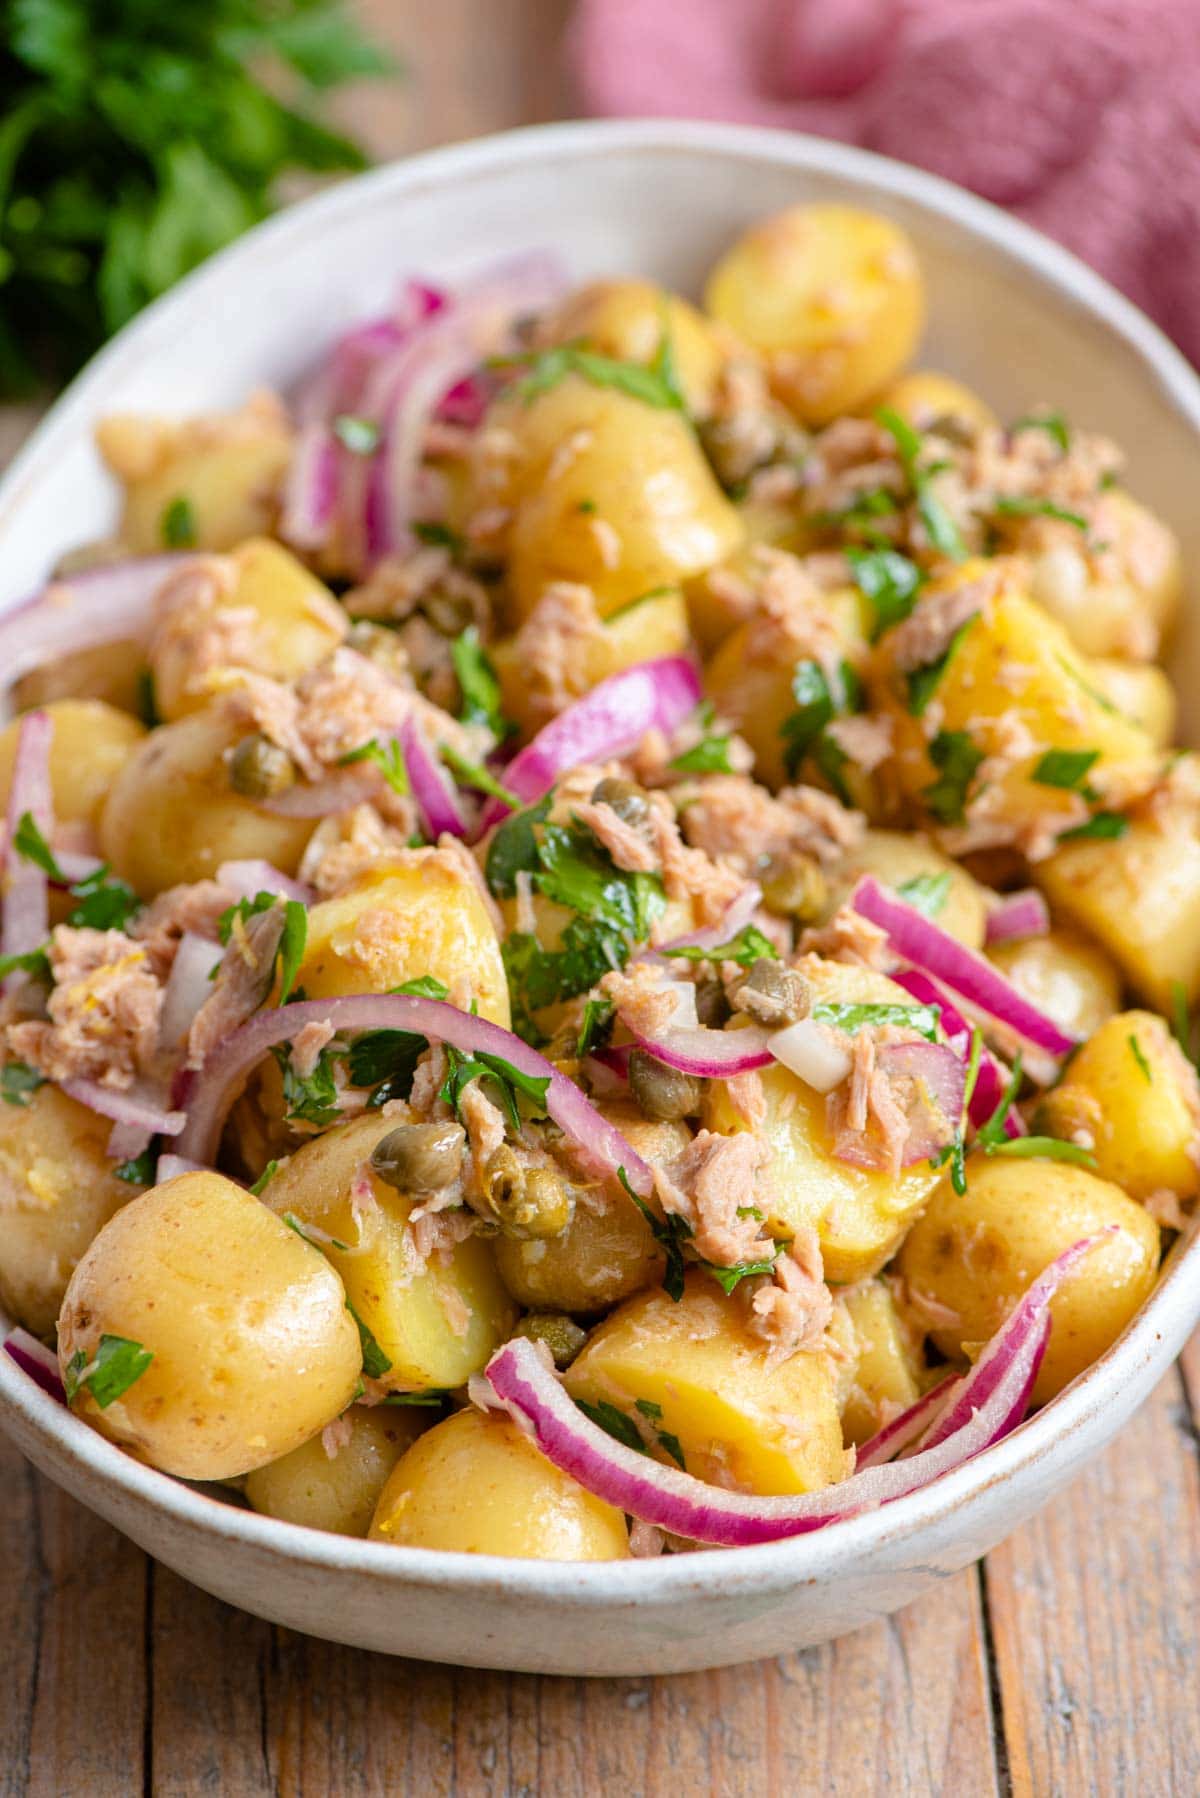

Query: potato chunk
(0, 700), (145, 828)
(369, 1407), (630, 1559)
(245, 1405), (426, 1537)
(1087, 659), (1177, 748)
(825, 828), (988, 950)
(896, 1159), (1160, 1404)
(565, 1272), (847, 1496)
(263, 1115), (517, 1392)
(873, 370), (996, 435)
(1037, 1011), (1200, 1206)
(987, 926), (1120, 1040)
(538, 278), (724, 417)
(57, 1171), (361, 1478)
(705, 204), (924, 424)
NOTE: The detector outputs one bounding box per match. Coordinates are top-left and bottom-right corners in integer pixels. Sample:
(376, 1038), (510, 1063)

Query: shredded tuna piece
(799, 906), (891, 969)
(8, 928), (163, 1090)
(290, 1018), (337, 1081)
(321, 1413), (354, 1460)
(678, 774), (862, 874)
(899, 1283), (964, 1334)
(888, 566), (1002, 674)
(1144, 1188), (1190, 1231)
(628, 1517), (667, 1558)
(409, 1043), (449, 1120)
(149, 557), (270, 703)
(741, 547), (847, 681)
(723, 1068), (768, 1129)
(826, 1031), (917, 1176)
(502, 582), (604, 725)
(745, 1230), (833, 1367)
(299, 804), (419, 898)
(458, 1078), (507, 1202)
(407, 1206), (479, 1276)
(653, 1129), (775, 1268)
(600, 962), (686, 1039)
(187, 905), (285, 1070)
(645, 792), (744, 924)
(131, 880), (235, 978)
(824, 713), (893, 774)
(572, 798), (658, 873)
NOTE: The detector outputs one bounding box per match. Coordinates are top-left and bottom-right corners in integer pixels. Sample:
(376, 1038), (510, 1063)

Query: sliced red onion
(854, 1373), (962, 1470)
(0, 555), (182, 703)
(482, 1235), (1097, 1547)
(61, 1078), (186, 1142)
(481, 656), (702, 832)
(767, 1017), (851, 1092)
(280, 421), (339, 551)
(155, 1153), (205, 1184)
(173, 994), (655, 1194)
(437, 371), (493, 427)
(106, 1117), (155, 1163)
(261, 766), (377, 818)
(2, 709), (53, 990)
(400, 718), (468, 839)
(833, 1039), (966, 1171)
(852, 877), (1077, 1058)
(583, 1045), (632, 1092)
(45, 848), (104, 886)
(892, 969), (1025, 1136)
(3, 1328), (66, 1404)
(216, 861), (313, 904)
(158, 931), (225, 1051)
(648, 881), (763, 960)
(984, 889), (1051, 946)
(631, 1022), (773, 1079)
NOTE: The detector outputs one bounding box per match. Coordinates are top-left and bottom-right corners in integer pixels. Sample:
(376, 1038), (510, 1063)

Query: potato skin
(895, 1159), (1160, 1404)
(0, 1084), (142, 1337)
(57, 1172), (362, 1479)
(245, 1405), (425, 1537)
(0, 699), (145, 828)
(1022, 489), (1182, 661)
(1087, 659), (1177, 748)
(369, 1407), (630, 1560)
(263, 1115), (517, 1392)
(1037, 1011), (1200, 1205)
(98, 706), (314, 896)
(987, 926), (1121, 1040)
(14, 639), (146, 715)
(565, 1271), (848, 1496)
(827, 828), (988, 950)
(873, 370), (997, 435)
(831, 1280), (927, 1448)
(705, 204), (924, 424)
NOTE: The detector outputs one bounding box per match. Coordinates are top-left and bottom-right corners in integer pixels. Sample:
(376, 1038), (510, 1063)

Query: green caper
(733, 958), (812, 1028)
(228, 733), (297, 799)
(515, 1312), (588, 1368)
(369, 1121), (465, 1192)
(476, 1146), (574, 1240)
(346, 620), (409, 678)
(589, 776), (650, 830)
(758, 849), (828, 922)
(423, 589), (477, 637)
(628, 1048), (703, 1121)
(693, 971), (731, 1030)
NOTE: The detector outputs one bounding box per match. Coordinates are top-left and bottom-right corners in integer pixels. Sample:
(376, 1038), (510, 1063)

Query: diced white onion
(767, 1018), (851, 1092)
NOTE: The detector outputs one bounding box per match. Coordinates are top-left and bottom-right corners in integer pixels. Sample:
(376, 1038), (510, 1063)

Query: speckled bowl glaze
(2, 121), (1200, 1677)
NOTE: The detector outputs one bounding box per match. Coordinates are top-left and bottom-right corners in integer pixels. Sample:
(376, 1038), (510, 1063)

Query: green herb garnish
(1128, 1034), (1153, 1083)
(161, 496), (196, 547)
(896, 871), (952, 917)
(114, 1148), (155, 1184)
(906, 616), (977, 716)
(0, 946), (51, 983)
(779, 657), (862, 781)
(992, 496), (1087, 530)
(64, 1334), (153, 1409)
(451, 625), (512, 739)
(1010, 412), (1071, 453)
(249, 1159), (280, 1197)
(620, 1165), (690, 1303)
(661, 924), (780, 969)
(575, 1397), (647, 1454)
(669, 700), (736, 775)
(846, 546), (924, 640)
(439, 1045), (550, 1133)
(0, 1062), (45, 1107)
(877, 407), (968, 561)
(346, 1302), (392, 1380)
(576, 994), (614, 1057)
(439, 742), (519, 810)
(810, 1001), (940, 1041)
(1033, 748), (1100, 791)
(338, 735), (409, 797)
(1057, 811), (1129, 843)
(332, 414), (379, 455)
(923, 730), (984, 825)
(507, 342), (686, 412)
(272, 1042), (341, 1127)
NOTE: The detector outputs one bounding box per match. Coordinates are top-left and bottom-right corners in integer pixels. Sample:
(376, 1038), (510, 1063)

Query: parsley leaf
(700, 1254), (780, 1295)
(413, 520), (465, 552)
(906, 616), (977, 716)
(484, 795), (550, 898)
(779, 658), (861, 781)
(276, 899), (307, 1004)
(114, 1148), (155, 1185)
(575, 1398), (647, 1454)
(439, 1045), (550, 1133)
(0, 946), (51, 983)
(217, 890), (277, 944)
(12, 811), (60, 877)
(620, 1165), (691, 1302)
(161, 496), (196, 547)
(985, 1136), (1098, 1168)
(346, 1029), (426, 1106)
(1057, 811), (1129, 843)
(876, 407), (968, 562)
(993, 495), (1088, 530)
(669, 701), (736, 775)
(1033, 748), (1100, 791)
(507, 343), (686, 411)
(439, 742), (519, 809)
(66, 865), (139, 931)
(333, 413), (380, 455)
(64, 1334), (153, 1409)
(1011, 412), (1071, 453)
(338, 736), (409, 796)
(846, 547), (924, 640)
(576, 994), (614, 1057)
(452, 625), (512, 739)
(1128, 1033), (1153, 1083)
(810, 1001), (941, 1041)
(0, 1062), (45, 1107)
(896, 871), (952, 917)
(249, 1160), (280, 1198)
(661, 924), (780, 968)
(923, 731), (984, 826)
(346, 1302), (393, 1379)
(271, 1042), (342, 1126)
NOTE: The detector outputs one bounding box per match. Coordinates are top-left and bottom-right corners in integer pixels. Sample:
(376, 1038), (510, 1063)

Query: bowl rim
(3, 115), (1200, 1604)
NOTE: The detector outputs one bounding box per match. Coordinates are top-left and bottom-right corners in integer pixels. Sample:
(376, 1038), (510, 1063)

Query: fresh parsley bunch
(0, 0), (395, 392)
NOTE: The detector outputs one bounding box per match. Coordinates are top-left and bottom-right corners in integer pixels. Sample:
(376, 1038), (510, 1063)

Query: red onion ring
(852, 877), (1078, 1059)
(833, 1039), (965, 1171)
(400, 718), (468, 839)
(646, 881), (763, 961)
(215, 861), (313, 904)
(158, 931), (225, 1052)
(984, 889), (1051, 947)
(61, 1078), (186, 1145)
(279, 422), (339, 552)
(854, 1373), (962, 1470)
(3, 1328), (66, 1404)
(631, 1022), (773, 1079)
(2, 709), (52, 991)
(891, 969), (1025, 1136)
(173, 994), (655, 1194)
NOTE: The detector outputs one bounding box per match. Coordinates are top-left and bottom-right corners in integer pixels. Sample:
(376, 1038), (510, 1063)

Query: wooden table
(3, 7), (1200, 1792)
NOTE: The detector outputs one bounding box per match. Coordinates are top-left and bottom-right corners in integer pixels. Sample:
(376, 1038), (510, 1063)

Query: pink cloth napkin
(569, 0), (1200, 364)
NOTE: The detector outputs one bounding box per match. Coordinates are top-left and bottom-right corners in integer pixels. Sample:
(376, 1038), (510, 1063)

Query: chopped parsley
(621, 1165), (690, 1302)
(700, 1253), (780, 1295)
(12, 811), (62, 877)
(1033, 748), (1100, 792)
(0, 1062), (44, 1107)
(661, 924), (779, 969)
(413, 520), (465, 552)
(485, 795), (551, 898)
(439, 742), (519, 809)
(272, 1042), (342, 1127)
(345, 1029), (426, 1107)
(506, 339), (686, 412)
(1057, 811), (1129, 843)
(64, 1334), (153, 1409)
(669, 701), (737, 775)
(876, 407), (968, 562)
(11, 814), (139, 930)
(217, 893), (307, 1003)
(1010, 411), (1071, 454)
(249, 1160), (281, 1197)
(160, 495), (196, 548)
(575, 994), (614, 1057)
(382, 1389), (452, 1407)
(845, 546), (924, 640)
(338, 735), (409, 797)
(985, 1136), (1098, 1167)
(992, 495), (1087, 530)
(0, 946), (51, 983)
(779, 657), (862, 782)
(332, 413), (380, 455)
(922, 730), (984, 826)
(1128, 1033), (1153, 1083)
(451, 626), (513, 740)
(810, 1001), (940, 1041)
(633, 1400), (686, 1468)
(346, 1302), (392, 1380)
(906, 616), (977, 716)
(574, 1397), (647, 1454)
(283, 1211), (351, 1253)
(1171, 982), (1198, 1068)
(136, 669), (160, 728)
(896, 871), (952, 917)
(114, 1148), (155, 1185)
(815, 485), (898, 537)
(439, 1045), (550, 1133)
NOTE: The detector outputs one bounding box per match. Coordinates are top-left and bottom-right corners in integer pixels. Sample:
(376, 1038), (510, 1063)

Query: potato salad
(0, 203), (1194, 1558)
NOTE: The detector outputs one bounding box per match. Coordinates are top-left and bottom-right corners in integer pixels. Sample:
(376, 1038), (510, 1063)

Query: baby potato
(825, 828), (988, 950)
(832, 1279), (927, 1448)
(0, 1084), (142, 1337)
(896, 1159), (1160, 1404)
(870, 559), (1158, 850)
(1037, 1011), (1200, 1206)
(705, 958), (946, 1282)
(1037, 777), (1200, 1008)
(705, 204), (924, 424)
(14, 640), (146, 716)
(263, 1115), (517, 1392)
(245, 1404), (427, 1537)
(96, 394), (293, 556)
(1087, 659), (1177, 748)
(153, 539), (346, 721)
(0, 699), (145, 829)
(1023, 489), (1182, 661)
(565, 1271), (848, 1496)
(873, 370), (997, 435)
(494, 375), (744, 618)
(494, 1105), (686, 1311)
(295, 847), (510, 1026)
(538, 278), (724, 417)
(97, 705), (314, 896)
(987, 926), (1121, 1040)
(57, 1171), (361, 1479)
(369, 1407), (630, 1559)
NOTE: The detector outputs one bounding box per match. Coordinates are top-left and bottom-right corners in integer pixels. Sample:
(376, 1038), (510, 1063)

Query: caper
(732, 958), (812, 1028)
(589, 776), (650, 830)
(628, 1048), (703, 1121)
(693, 970), (731, 1030)
(515, 1312), (587, 1369)
(476, 1146), (574, 1239)
(228, 733), (297, 799)
(369, 1121), (465, 1192)
(758, 849), (828, 922)
(423, 589), (477, 637)
(346, 620), (409, 678)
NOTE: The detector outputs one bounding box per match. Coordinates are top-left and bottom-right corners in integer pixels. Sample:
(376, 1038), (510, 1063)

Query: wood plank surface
(3, 6), (1200, 1796)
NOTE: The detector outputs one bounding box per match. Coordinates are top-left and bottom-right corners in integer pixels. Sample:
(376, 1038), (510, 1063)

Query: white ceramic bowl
(2, 120), (1200, 1678)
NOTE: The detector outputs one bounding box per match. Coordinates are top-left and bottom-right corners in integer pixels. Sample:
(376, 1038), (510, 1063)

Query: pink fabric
(569, 0), (1200, 363)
